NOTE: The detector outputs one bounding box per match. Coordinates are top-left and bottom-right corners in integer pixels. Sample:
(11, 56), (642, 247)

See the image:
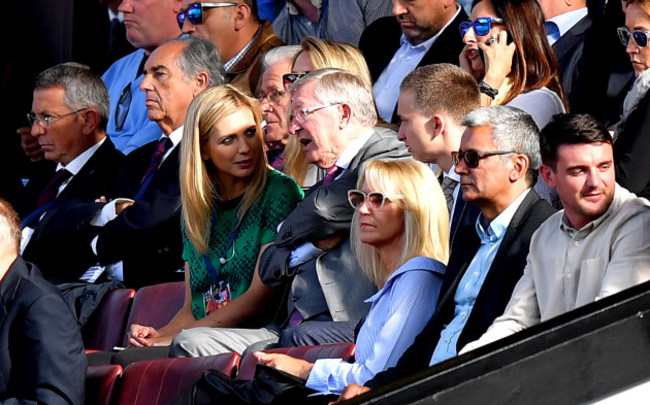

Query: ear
(338, 103), (352, 129)
(172, 0), (183, 15)
(233, 3), (251, 31)
(429, 114), (445, 141)
(194, 71), (210, 94)
(539, 164), (557, 189)
(81, 109), (100, 135)
(509, 153), (529, 182)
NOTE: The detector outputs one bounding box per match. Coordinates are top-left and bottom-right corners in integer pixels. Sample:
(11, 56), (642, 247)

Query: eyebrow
(146, 65), (170, 75)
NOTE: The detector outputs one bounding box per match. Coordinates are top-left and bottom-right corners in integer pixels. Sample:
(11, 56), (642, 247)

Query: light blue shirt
(306, 256), (446, 394)
(546, 8), (588, 46)
(373, 5), (461, 122)
(102, 49), (162, 154)
(430, 189), (530, 365)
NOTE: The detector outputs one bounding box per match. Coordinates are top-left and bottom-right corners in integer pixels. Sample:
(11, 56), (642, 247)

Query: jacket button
(291, 297), (299, 302)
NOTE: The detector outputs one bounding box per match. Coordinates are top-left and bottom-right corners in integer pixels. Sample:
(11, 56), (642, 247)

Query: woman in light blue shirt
(259, 159), (450, 395)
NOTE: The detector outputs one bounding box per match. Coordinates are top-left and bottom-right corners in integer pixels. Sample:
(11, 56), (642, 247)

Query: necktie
(545, 21), (561, 43)
(140, 137), (173, 186)
(37, 169), (72, 208)
(323, 165), (340, 186)
(108, 17), (121, 54)
(440, 175), (458, 213)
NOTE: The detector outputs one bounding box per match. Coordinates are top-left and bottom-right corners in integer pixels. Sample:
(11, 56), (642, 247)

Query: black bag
(173, 363), (331, 405)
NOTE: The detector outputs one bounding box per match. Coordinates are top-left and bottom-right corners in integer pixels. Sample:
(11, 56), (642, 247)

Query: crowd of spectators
(3, 0), (650, 403)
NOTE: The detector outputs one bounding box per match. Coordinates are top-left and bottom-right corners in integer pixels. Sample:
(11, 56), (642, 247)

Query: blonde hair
(351, 160), (450, 287)
(284, 37), (374, 186)
(180, 85), (269, 254)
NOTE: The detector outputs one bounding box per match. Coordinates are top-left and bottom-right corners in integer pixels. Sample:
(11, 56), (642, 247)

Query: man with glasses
(358, 0), (467, 123)
(15, 63), (123, 283)
(257, 45), (301, 170)
(178, 0), (283, 95)
(169, 68), (410, 358)
(334, 105), (555, 402)
(461, 113), (650, 354)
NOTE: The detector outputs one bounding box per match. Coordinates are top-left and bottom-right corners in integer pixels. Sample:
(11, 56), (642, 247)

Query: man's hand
(329, 384), (371, 404)
(315, 234), (343, 251)
(257, 352), (314, 380)
(18, 126), (44, 162)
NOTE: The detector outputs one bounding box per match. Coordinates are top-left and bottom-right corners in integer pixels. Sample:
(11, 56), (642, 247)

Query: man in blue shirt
(334, 106), (556, 402)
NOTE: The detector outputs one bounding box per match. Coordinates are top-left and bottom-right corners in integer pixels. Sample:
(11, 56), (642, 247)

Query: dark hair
(400, 63), (481, 125)
(540, 113), (612, 169)
(473, 0), (568, 110)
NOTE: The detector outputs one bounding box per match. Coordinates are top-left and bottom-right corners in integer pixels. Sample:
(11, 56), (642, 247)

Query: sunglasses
(451, 149), (516, 168)
(348, 190), (399, 210)
(617, 27), (650, 48)
(177, 2), (237, 29)
(460, 17), (505, 38)
(282, 72), (308, 90)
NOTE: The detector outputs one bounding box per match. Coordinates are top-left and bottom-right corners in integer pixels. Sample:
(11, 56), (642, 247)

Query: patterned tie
(37, 169), (72, 208)
(440, 175), (458, 213)
(323, 165), (340, 186)
(140, 137), (173, 186)
(545, 21), (561, 43)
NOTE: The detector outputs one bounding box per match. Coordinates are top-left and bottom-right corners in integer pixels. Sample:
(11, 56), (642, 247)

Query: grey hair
(462, 106), (541, 184)
(261, 45), (302, 71)
(163, 36), (225, 87)
(34, 62), (109, 131)
(293, 68), (377, 126)
(0, 198), (20, 254)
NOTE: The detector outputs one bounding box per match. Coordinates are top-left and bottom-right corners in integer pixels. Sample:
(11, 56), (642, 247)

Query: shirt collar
(475, 188), (531, 242)
(334, 129), (374, 172)
(559, 183), (621, 235)
(445, 165), (461, 182)
(56, 138), (106, 175)
(399, 4), (462, 51)
(548, 7), (588, 38)
(166, 125), (184, 147)
(224, 25), (262, 72)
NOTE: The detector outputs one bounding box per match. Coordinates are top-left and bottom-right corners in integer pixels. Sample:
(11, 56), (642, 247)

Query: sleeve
(305, 269), (444, 394)
(506, 89), (565, 130)
(1, 291), (86, 405)
(259, 172), (304, 245)
(614, 93), (650, 195)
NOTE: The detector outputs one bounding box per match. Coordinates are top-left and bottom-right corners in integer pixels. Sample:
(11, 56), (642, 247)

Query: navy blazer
(18, 139), (123, 282)
(93, 138), (185, 288)
(0, 257), (86, 404)
(366, 189), (555, 388)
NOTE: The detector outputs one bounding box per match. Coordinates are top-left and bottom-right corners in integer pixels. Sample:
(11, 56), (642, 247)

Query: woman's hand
(329, 384), (371, 404)
(257, 353), (314, 380)
(128, 324), (162, 347)
(480, 30), (516, 90)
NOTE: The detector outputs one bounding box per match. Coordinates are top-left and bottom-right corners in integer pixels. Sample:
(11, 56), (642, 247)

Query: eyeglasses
(257, 88), (287, 105)
(114, 82), (132, 132)
(282, 72), (308, 90)
(451, 149), (517, 168)
(460, 17), (505, 38)
(617, 27), (650, 48)
(27, 109), (87, 128)
(348, 190), (402, 210)
(177, 2), (237, 29)
(290, 102), (342, 123)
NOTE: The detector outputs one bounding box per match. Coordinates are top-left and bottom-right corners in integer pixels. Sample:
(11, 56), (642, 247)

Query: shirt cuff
(305, 358), (345, 394)
(289, 242), (322, 267)
(90, 198), (134, 227)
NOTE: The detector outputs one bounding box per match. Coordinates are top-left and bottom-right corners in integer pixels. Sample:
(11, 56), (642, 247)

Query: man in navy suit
(358, 0), (467, 123)
(16, 62), (124, 282)
(89, 36), (225, 288)
(0, 198), (86, 404)
(334, 106), (555, 402)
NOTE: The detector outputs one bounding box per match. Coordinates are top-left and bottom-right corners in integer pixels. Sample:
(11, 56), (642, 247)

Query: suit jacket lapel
(552, 15), (592, 61)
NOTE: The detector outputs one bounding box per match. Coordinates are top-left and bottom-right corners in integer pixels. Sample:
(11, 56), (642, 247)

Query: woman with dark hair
(460, 0), (568, 129)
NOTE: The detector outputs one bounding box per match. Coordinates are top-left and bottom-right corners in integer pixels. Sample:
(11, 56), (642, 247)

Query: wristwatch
(479, 80), (499, 99)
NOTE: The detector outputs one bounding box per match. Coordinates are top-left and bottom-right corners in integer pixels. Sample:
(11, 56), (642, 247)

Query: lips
(466, 48), (479, 60)
(235, 159), (253, 169)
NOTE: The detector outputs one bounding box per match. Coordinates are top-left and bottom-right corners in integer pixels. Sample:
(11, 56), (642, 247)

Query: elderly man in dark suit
(358, 0), (467, 123)
(0, 198), (86, 404)
(335, 106), (555, 402)
(16, 62), (123, 283)
(169, 68), (410, 358)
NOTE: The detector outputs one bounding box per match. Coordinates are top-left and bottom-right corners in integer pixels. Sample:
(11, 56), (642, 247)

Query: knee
(169, 329), (199, 358)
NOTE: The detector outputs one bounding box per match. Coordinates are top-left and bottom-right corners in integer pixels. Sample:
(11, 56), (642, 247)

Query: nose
(463, 26), (477, 44)
(182, 20), (197, 35)
(139, 75), (152, 92)
(260, 96), (272, 113)
(397, 126), (406, 142)
(118, 0), (133, 13)
(392, 0), (406, 16)
(454, 156), (469, 175)
(288, 116), (301, 135)
(586, 168), (602, 188)
(626, 37), (638, 55)
(238, 137), (251, 155)
(358, 199), (372, 215)
(30, 121), (44, 137)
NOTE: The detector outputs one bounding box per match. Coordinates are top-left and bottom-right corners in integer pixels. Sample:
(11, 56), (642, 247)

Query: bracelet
(479, 80), (499, 99)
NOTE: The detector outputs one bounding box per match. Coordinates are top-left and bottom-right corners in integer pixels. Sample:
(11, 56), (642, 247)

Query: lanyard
(203, 217), (240, 285)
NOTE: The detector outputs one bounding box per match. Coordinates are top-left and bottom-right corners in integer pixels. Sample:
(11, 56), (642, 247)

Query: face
(455, 125), (515, 206)
(392, 0), (448, 45)
(541, 142), (615, 230)
(397, 90), (437, 163)
(624, 3), (650, 77)
(140, 42), (201, 132)
(180, 0), (236, 58)
(292, 51), (315, 74)
(201, 108), (262, 188)
(30, 87), (91, 165)
(288, 81), (348, 169)
(356, 181), (405, 250)
(119, 0), (181, 52)
(259, 59), (293, 146)
(463, 0), (507, 74)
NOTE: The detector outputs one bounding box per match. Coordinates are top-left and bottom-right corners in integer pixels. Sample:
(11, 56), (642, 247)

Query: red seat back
(113, 353), (241, 405)
(86, 364), (123, 405)
(237, 343), (356, 380)
(122, 281), (185, 346)
(84, 288), (136, 351)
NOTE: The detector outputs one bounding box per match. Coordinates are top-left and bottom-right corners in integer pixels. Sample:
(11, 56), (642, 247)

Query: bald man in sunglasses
(334, 105), (555, 403)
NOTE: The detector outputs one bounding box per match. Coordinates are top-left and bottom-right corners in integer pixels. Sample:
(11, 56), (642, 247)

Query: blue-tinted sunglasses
(177, 2), (237, 30)
(618, 27), (650, 48)
(460, 17), (505, 38)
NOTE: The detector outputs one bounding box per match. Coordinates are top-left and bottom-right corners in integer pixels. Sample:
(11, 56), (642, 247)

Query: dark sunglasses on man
(177, 2), (237, 30)
(451, 149), (516, 168)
